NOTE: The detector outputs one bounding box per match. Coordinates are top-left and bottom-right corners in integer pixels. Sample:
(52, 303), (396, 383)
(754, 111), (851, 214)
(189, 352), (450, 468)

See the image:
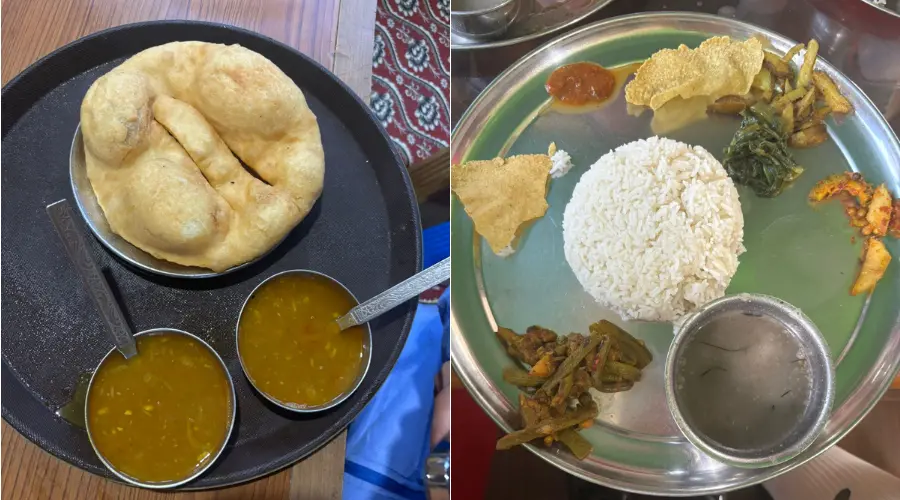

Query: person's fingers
(441, 361), (451, 390)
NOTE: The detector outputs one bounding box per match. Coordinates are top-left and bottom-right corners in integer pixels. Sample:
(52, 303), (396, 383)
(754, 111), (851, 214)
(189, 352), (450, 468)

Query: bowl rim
(450, 0), (518, 17)
(664, 293), (836, 469)
(234, 269), (374, 414)
(84, 327), (238, 489)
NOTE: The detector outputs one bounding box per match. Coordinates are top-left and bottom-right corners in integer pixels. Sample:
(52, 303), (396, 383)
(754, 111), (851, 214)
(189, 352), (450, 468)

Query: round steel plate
(451, 12), (900, 495)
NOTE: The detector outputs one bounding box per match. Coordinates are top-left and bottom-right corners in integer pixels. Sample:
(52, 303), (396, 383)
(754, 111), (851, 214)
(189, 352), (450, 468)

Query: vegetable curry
(86, 332), (232, 483)
(238, 273), (366, 408)
(495, 321), (652, 459)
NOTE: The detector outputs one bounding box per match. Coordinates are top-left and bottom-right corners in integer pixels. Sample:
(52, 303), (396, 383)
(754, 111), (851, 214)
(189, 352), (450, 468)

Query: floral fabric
(371, 0), (450, 164)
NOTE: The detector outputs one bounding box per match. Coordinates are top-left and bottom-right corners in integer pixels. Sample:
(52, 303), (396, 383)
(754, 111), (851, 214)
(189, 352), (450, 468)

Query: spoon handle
(337, 257), (450, 330)
(47, 200), (137, 359)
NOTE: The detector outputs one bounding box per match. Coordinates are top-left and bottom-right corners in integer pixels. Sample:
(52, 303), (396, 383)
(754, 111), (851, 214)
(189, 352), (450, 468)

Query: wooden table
(0, 0), (377, 498)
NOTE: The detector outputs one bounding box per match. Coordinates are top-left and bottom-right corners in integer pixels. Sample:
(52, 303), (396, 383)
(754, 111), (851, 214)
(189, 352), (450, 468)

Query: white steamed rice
(562, 136), (745, 322)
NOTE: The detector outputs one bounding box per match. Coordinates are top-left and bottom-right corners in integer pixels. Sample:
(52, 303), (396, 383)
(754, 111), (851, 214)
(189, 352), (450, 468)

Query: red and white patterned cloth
(371, 0), (450, 165)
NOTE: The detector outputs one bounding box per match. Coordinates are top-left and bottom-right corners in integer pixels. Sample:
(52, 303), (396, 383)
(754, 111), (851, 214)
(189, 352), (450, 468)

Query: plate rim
(450, 10), (900, 495)
(1, 19), (422, 490)
(450, 0), (616, 51)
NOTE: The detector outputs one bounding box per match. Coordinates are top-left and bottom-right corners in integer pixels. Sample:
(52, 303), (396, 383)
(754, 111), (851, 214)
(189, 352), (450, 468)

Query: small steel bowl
(85, 328), (237, 489)
(70, 126), (280, 279)
(450, 0), (519, 41)
(665, 294), (835, 468)
(235, 269), (373, 413)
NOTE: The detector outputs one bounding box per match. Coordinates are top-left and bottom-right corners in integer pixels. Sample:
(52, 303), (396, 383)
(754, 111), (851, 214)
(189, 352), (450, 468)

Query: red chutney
(545, 62), (616, 106)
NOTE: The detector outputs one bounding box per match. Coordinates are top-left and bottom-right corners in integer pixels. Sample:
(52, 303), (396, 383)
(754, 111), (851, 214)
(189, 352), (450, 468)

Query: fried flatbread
(80, 42), (324, 271)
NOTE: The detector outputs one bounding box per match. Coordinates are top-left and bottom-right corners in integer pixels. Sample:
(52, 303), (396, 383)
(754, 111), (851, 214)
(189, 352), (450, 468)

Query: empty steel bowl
(665, 294), (835, 468)
(450, 0), (519, 41)
(235, 269), (373, 413)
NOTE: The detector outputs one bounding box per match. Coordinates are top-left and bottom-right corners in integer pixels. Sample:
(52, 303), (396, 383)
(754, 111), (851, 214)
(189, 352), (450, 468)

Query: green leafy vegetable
(723, 104), (804, 198)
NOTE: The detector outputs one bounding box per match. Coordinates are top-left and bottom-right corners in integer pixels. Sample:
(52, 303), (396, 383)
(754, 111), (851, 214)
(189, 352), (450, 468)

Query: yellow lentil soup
(238, 272), (367, 408)
(86, 332), (233, 484)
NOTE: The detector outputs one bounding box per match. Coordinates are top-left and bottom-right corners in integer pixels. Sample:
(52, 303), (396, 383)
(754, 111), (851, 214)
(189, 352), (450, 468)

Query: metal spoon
(47, 199), (137, 359)
(336, 257), (450, 331)
(47, 198), (236, 489)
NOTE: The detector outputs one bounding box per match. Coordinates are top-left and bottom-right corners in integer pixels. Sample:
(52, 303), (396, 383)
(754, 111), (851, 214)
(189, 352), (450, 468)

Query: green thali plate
(450, 12), (900, 496)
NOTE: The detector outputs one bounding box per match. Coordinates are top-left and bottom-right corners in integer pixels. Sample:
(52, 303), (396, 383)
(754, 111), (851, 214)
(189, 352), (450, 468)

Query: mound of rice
(562, 136), (745, 322)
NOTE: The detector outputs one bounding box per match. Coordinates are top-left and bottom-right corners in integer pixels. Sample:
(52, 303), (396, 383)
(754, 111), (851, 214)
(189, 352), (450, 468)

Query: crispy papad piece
(625, 36), (764, 111)
(451, 154), (551, 256)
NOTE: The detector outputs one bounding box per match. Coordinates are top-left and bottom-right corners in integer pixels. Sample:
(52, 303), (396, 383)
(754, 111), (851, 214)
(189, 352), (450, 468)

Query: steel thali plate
(450, 12), (900, 495)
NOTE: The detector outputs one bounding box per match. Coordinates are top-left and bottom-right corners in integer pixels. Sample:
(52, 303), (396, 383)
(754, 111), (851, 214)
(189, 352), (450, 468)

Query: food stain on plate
(237, 273), (367, 409)
(86, 332), (233, 484)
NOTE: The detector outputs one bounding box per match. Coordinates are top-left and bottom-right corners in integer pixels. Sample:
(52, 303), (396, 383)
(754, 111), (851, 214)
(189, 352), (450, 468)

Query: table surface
(0, 0), (377, 498)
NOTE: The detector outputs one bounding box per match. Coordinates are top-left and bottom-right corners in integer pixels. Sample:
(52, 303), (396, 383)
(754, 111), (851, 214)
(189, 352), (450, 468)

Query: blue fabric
(344, 461), (427, 500)
(343, 288), (450, 500)
(438, 288), (449, 363)
(422, 222), (449, 268)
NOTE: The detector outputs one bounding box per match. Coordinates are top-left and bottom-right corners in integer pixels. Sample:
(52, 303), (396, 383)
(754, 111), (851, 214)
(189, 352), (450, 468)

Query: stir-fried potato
(865, 185), (893, 237)
(797, 39), (819, 88)
(773, 87), (807, 110)
(783, 78), (793, 93)
(851, 238), (892, 296)
(752, 39), (851, 148)
(795, 87), (817, 120)
(812, 105), (832, 122)
(789, 123), (828, 148)
(711, 37), (852, 150)
(780, 102), (795, 135)
(812, 71), (853, 114)
(890, 199), (900, 237)
(782, 43), (805, 63)
(763, 50), (792, 78)
(795, 118), (824, 132)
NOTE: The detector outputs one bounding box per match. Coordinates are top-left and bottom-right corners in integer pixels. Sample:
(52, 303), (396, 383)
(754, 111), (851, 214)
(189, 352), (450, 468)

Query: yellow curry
(238, 273), (367, 408)
(87, 332), (232, 483)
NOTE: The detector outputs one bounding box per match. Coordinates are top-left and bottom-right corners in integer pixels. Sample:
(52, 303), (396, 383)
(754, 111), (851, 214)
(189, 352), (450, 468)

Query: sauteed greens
(723, 104), (804, 198)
